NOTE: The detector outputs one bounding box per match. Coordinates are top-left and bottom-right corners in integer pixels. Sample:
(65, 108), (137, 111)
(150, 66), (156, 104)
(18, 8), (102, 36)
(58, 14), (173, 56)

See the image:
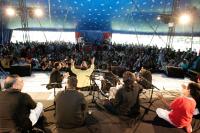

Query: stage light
(33, 8), (43, 18)
(5, 7), (16, 17)
(157, 16), (161, 20)
(179, 13), (191, 25)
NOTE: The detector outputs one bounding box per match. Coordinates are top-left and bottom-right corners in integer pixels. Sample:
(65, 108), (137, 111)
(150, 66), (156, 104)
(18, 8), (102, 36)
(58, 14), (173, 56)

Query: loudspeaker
(10, 64), (32, 77)
(166, 66), (184, 78)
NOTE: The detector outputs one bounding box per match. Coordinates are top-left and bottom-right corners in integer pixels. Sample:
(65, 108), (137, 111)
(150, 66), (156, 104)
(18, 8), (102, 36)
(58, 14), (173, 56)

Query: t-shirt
(55, 90), (87, 129)
(169, 97), (196, 128)
(0, 89), (36, 131)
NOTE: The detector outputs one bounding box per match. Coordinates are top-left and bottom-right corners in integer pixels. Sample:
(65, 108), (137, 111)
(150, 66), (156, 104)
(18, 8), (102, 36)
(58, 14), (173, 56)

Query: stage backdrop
(75, 31), (112, 44)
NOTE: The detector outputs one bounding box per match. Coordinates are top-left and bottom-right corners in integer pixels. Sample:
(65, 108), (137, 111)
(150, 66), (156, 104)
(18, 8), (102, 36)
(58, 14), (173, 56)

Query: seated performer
(136, 67), (152, 89)
(47, 62), (65, 89)
(103, 71), (143, 117)
(55, 76), (88, 129)
(0, 75), (43, 132)
(70, 57), (95, 89)
(103, 65), (121, 99)
(156, 83), (200, 133)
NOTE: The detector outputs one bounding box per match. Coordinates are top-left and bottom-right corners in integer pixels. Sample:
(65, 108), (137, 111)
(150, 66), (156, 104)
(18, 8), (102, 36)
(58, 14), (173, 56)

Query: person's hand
(156, 92), (164, 100)
(91, 57), (95, 64)
(70, 59), (75, 65)
(181, 84), (187, 89)
(136, 76), (140, 81)
(63, 72), (69, 78)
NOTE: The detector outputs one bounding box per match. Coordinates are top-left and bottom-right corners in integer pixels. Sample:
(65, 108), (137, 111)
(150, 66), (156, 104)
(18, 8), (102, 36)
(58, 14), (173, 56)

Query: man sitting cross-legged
(0, 74), (44, 132)
(55, 76), (88, 129)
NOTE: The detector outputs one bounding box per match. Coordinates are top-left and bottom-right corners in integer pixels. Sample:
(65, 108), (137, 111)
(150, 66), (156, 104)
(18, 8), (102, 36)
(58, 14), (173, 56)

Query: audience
(0, 42), (199, 74)
(55, 76), (88, 129)
(0, 74), (44, 132)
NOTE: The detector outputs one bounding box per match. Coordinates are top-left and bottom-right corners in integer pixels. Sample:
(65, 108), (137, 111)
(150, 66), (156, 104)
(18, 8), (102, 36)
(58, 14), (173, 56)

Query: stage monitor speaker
(10, 64), (32, 77)
(166, 66), (184, 78)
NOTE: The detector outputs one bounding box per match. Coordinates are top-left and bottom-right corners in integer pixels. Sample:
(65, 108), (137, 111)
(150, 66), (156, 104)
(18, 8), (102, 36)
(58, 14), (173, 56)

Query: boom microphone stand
(137, 73), (160, 103)
(136, 73), (161, 115)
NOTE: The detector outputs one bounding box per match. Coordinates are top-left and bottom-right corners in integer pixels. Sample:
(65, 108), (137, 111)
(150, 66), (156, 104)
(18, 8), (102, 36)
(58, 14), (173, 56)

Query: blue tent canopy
(1, 0), (199, 35)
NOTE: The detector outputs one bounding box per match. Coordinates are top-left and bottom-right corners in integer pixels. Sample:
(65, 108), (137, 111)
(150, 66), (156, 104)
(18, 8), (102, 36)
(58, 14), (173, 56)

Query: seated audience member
(137, 67), (152, 89)
(156, 83), (200, 133)
(179, 59), (189, 71)
(70, 57), (95, 89)
(103, 71), (143, 117)
(0, 75), (43, 132)
(55, 76), (88, 129)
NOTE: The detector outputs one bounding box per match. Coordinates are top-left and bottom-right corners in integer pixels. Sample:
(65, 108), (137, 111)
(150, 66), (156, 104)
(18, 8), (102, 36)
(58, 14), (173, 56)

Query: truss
(166, 0), (180, 48)
(18, 0), (30, 42)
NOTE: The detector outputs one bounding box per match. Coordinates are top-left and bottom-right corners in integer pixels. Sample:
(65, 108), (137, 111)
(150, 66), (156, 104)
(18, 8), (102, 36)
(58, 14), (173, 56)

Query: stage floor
(20, 72), (191, 101)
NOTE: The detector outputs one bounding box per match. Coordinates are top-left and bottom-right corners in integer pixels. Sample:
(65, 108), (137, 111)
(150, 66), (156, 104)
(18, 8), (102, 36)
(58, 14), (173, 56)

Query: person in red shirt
(156, 83), (200, 133)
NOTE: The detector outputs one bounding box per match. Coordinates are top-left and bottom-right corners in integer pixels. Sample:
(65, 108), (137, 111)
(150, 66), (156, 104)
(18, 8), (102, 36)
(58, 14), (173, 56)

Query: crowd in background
(0, 41), (199, 73)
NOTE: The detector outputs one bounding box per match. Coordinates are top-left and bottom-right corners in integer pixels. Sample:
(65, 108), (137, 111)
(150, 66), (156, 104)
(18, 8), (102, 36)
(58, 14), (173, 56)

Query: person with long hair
(156, 83), (200, 133)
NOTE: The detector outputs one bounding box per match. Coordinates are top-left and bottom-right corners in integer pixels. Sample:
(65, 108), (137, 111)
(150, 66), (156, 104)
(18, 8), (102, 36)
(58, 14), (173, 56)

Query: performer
(70, 57), (95, 90)
(47, 62), (67, 89)
(136, 67), (152, 89)
(156, 83), (200, 133)
(0, 75), (43, 132)
(55, 76), (88, 129)
(102, 65), (121, 99)
(103, 71), (143, 117)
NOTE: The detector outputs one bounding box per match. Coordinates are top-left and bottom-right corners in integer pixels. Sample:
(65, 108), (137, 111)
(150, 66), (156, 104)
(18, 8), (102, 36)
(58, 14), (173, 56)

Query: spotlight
(5, 7), (16, 17)
(33, 8), (43, 18)
(157, 16), (161, 20)
(179, 13), (191, 25)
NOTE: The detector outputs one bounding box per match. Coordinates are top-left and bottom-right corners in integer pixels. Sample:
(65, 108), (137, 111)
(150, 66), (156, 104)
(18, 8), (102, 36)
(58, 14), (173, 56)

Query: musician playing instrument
(103, 71), (142, 117)
(136, 67), (152, 89)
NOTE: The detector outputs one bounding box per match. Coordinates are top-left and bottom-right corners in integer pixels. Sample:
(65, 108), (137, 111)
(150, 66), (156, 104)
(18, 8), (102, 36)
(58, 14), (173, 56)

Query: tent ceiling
(3, 0), (200, 34)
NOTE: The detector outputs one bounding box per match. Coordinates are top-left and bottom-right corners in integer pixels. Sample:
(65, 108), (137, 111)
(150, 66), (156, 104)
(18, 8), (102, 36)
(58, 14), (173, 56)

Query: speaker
(10, 64), (32, 77)
(166, 66), (184, 78)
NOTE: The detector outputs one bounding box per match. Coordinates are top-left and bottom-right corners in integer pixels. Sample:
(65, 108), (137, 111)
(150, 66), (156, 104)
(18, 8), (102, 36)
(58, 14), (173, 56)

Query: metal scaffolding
(18, 0), (30, 42)
(166, 0), (180, 48)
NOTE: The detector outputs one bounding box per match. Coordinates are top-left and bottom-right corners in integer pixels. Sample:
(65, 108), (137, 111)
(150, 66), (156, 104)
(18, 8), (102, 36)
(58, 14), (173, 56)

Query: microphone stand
(42, 82), (65, 112)
(137, 73), (159, 103)
(136, 73), (161, 116)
